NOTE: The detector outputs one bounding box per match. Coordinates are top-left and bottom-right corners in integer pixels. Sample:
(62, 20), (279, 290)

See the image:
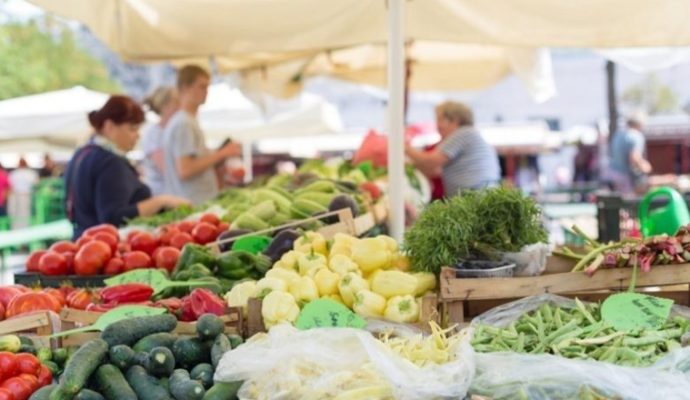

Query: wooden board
(0, 311), (61, 348)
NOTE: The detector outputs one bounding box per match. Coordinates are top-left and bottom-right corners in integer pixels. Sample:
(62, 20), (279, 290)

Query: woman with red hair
(64, 95), (188, 238)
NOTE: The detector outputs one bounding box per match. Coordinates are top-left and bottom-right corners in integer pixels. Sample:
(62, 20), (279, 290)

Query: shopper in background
(0, 162), (10, 219)
(162, 65), (241, 204)
(8, 157), (38, 229)
(142, 87), (179, 195)
(608, 112), (652, 195)
(405, 101), (500, 197)
(64, 95), (188, 239)
(38, 154), (56, 178)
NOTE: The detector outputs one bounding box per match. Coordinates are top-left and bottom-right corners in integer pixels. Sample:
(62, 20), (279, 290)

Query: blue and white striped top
(439, 126), (501, 196)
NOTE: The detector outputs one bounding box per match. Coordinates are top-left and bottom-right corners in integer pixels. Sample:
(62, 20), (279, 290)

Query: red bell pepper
(154, 297), (183, 314)
(189, 288), (225, 319)
(99, 284), (154, 305)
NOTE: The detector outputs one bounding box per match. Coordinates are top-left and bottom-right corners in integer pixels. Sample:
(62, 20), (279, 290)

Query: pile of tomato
(25, 214), (225, 277)
(0, 352), (52, 400)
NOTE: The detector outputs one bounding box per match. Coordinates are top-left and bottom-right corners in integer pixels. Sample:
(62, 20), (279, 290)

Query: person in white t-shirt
(8, 157), (38, 229)
(142, 87), (179, 195)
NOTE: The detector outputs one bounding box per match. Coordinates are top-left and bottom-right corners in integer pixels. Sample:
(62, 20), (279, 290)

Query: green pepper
(186, 263), (213, 277)
(217, 251), (255, 279)
(172, 243), (216, 276)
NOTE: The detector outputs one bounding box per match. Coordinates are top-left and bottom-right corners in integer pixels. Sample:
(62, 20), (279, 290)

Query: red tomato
(25, 251), (47, 273)
(37, 252), (68, 276)
(17, 375), (37, 392)
(153, 247), (180, 273)
(103, 257), (124, 275)
(117, 242), (132, 254)
(199, 213), (220, 226)
(74, 241), (112, 276)
(5, 292), (61, 318)
(66, 289), (97, 310)
(92, 232), (118, 254)
(129, 232), (159, 256)
(0, 288), (24, 309)
(49, 241), (78, 254)
(191, 222), (219, 245)
(36, 365), (52, 387)
(122, 251), (152, 271)
(58, 284), (76, 299)
(169, 232), (194, 250)
(0, 352), (17, 381)
(8, 286), (30, 294)
(158, 226), (180, 246)
(14, 354), (40, 376)
(177, 220), (196, 233)
(217, 222), (229, 232)
(41, 288), (65, 307)
(75, 235), (93, 249)
(0, 388), (14, 400)
(84, 223), (118, 238)
(1, 377), (32, 400)
(0, 303), (5, 321)
(62, 251), (75, 275)
(126, 229), (144, 243)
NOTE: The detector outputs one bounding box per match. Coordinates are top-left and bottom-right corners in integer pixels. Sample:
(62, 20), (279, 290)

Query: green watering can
(639, 187), (690, 237)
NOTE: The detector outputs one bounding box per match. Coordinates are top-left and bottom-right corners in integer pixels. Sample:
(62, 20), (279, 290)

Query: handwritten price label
(601, 293), (674, 331)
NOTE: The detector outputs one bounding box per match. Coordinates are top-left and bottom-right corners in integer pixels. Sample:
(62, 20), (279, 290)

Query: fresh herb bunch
(404, 186), (547, 274)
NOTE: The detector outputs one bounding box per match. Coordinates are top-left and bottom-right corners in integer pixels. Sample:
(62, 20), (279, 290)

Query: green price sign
(232, 235), (272, 255)
(601, 293), (674, 331)
(295, 299), (366, 330)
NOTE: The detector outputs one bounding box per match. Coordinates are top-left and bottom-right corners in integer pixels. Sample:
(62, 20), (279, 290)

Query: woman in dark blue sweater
(65, 96), (188, 238)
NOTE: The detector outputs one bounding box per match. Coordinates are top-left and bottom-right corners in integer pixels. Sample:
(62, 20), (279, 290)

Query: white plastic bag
(501, 242), (551, 277)
(214, 324), (475, 400)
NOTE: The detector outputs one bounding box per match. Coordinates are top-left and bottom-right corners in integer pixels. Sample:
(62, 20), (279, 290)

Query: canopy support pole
(387, 0), (406, 241)
(243, 141), (253, 184)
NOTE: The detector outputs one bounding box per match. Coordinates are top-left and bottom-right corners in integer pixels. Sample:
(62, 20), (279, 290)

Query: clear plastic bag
(214, 324), (475, 400)
(501, 242), (551, 277)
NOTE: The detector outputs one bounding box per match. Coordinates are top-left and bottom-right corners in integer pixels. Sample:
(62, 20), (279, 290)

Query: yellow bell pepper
(326, 293), (345, 304)
(273, 250), (304, 272)
(265, 268), (301, 288)
(412, 272), (437, 296)
(353, 289), (386, 318)
(338, 272), (370, 307)
(298, 252), (328, 276)
(293, 231), (328, 256)
(333, 233), (358, 248)
(328, 242), (352, 260)
(383, 295), (420, 323)
(262, 290), (300, 329)
(223, 280), (257, 316)
(370, 270), (417, 298)
(376, 235), (399, 253)
(289, 276), (319, 306)
(314, 267), (340, 296)
(254, 277), (288, 298)
(391, 254), (411, 271)
(351, 237), (392, 273)
(328, 254), (360, 276)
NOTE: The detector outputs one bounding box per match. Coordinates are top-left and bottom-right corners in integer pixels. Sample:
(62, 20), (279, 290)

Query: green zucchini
(48, 386), (72, 400)
(74, 389), (105, 400)
(172, 337), (208, 369)
(133, 332), (178, 353)
(29, 384), (56, 400)
(126, 365), (173, 400)
(109, 345), (136, 370)
(52, 348), (68, 366)
(196, 314), (224, 340)
(190, 363), (214, 389)
(170, 369), (205, 400)
(95, 364), (137, 400)
(59, 338), (109, 395)
(202, 381), (242, 400)
(226, 334), (243, 349)
(211, 334), (231, 368)
(101, 314), (178, 347)
(147, 347), (175, 377)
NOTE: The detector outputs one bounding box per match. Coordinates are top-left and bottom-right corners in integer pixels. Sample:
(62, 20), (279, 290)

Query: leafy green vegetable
(404, 186), (547, 274)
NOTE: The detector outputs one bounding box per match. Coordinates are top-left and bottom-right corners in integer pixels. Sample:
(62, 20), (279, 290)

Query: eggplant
(263, 229), (301, 263)
(326, 194), (360, 223)
(217, 229), (252, 252)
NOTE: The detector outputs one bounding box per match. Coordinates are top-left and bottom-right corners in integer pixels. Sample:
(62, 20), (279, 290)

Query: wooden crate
(59, 307), (244, 347)
(439, 262), (690, 325)
(245, 294), (439, 338)
(0, 311), (61, 348)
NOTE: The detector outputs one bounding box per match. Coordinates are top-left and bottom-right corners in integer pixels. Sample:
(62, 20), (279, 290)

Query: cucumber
(95, 364), (137, 400)
(190, 363), (214, 389)
(196, 314), (224, 340)
(59, 338), (109, 395)
(48, 386), (72, 400)
(211, 334), (231, 368)
(109, 345), (136, 370)
(133, 332), (178, 353)
(101, 314), (178, 347)
(19, 343), (37, 354)
(172, 337), (208, 369)
(29, 384), (56, 400)
(202, 381), (242, 400)
(52, 348), (68, 366)
(170, 369), (205, 400)
(227, 334), (243, 349)
(159, 377), (170, 393)
(147, 347), (175, 377)
(43, 360), (60, 376)
(126, 365), (173, 400)
(74, 389), (105, 400)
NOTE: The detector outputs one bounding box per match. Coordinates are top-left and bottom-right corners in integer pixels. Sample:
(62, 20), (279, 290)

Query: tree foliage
(621, 73), (678, 115)
(0, 19), (120, 100)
